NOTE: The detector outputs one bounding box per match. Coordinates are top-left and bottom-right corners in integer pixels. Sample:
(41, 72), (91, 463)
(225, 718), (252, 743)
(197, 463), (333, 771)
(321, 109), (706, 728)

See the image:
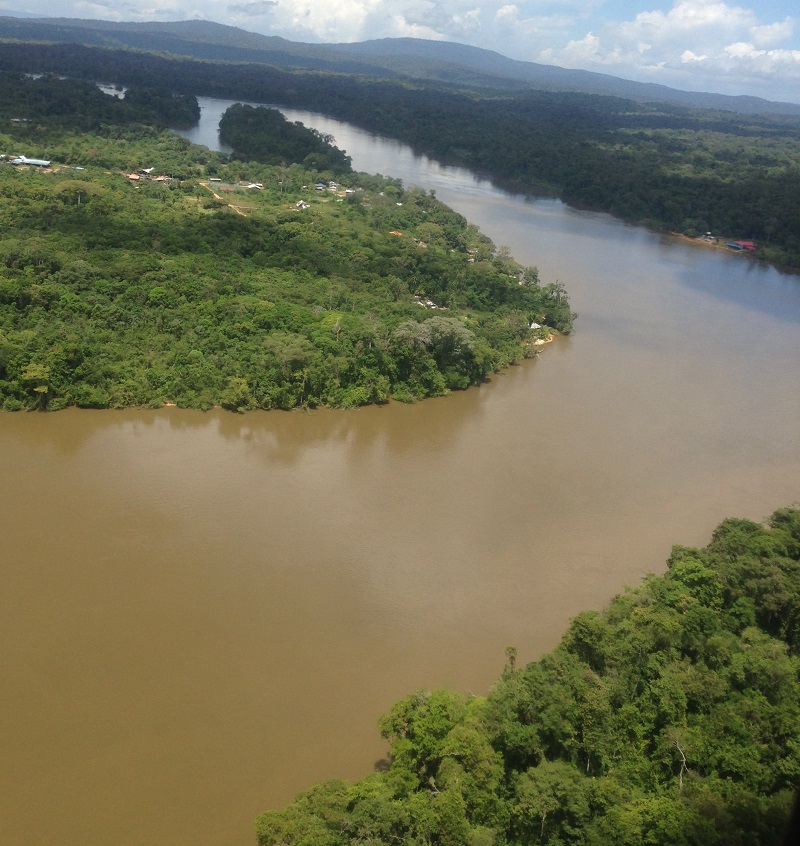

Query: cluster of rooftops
(703, 232), (756, 252)
(0, 158), (761, 257)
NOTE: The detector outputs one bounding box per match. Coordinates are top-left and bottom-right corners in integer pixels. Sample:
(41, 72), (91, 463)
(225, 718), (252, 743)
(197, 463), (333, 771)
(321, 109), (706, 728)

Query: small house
(11, 155), (51, 167)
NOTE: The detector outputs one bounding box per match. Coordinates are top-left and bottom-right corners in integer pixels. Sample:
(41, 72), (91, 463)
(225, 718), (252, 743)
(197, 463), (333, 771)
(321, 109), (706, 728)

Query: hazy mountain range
(2, 15), (799, 117)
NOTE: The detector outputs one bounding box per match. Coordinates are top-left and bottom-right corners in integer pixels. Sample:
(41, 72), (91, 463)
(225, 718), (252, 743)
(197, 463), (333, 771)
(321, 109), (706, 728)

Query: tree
(21, 361), (50, 408)
(515, 760), (591, 842)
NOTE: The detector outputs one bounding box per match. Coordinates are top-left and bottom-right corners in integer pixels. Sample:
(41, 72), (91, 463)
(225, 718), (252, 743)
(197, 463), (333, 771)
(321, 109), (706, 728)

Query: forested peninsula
(0, 74), (573, 411)
(1, 39), (800, 268)
(255, 506), (800, 846)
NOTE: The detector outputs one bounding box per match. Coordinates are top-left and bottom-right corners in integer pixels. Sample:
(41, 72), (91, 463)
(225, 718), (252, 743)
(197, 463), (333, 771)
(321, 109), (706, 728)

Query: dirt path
(199, 181), (250, 217)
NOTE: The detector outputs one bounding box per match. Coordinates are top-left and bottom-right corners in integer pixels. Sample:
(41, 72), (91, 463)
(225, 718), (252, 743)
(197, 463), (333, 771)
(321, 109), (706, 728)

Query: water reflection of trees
(0, 372), (495, 464)
(214, 383), (490, 466)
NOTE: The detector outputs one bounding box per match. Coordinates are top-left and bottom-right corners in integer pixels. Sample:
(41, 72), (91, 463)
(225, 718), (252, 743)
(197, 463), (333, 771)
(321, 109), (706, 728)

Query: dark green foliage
(0, 72), (199, 131)
(219, 104), (351, 173)
(255, 507), (800, 845)
(122, 86), (200, 128)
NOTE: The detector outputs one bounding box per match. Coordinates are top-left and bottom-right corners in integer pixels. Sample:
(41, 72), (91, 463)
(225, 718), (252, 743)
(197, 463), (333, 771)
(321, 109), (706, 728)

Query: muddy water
(1, 102), (799, 846)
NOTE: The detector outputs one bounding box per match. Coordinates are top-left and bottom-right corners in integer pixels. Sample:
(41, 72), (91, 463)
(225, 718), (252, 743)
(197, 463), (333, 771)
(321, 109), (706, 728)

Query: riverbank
(670, 232), (754, 254)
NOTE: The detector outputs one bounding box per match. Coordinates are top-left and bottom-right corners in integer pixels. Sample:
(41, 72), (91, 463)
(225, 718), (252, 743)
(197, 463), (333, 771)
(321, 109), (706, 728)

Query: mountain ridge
(1, 15), (799, 116)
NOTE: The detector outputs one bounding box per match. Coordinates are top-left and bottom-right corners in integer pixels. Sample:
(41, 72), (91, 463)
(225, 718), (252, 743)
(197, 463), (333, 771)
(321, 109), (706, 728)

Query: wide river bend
(1, 97), (799, 846)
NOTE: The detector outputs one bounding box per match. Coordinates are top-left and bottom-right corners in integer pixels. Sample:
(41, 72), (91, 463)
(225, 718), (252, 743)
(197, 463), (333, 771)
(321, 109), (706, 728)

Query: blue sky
(3, 1), (800, 102)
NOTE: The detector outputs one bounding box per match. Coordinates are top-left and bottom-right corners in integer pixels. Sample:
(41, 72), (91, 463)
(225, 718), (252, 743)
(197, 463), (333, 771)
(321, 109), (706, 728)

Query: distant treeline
(0, 70), (199, 129)
(1, 42), (799, 267)
(255, 506), (800, 846)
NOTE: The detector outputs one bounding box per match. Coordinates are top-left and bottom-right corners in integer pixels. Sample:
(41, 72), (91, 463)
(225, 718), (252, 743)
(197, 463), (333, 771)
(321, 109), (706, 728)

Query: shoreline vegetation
(255, 506), (800, 846)
(0, 75), (574, 412)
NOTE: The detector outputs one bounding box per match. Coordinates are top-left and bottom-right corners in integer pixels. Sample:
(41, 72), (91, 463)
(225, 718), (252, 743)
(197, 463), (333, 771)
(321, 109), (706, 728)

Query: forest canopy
(0, 73), (573, 412)
(254, 505), (800, 846)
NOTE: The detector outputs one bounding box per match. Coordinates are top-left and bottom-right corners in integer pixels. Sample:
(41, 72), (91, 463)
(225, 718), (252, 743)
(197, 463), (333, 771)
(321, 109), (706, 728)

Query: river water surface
(2, 98), (799, 846)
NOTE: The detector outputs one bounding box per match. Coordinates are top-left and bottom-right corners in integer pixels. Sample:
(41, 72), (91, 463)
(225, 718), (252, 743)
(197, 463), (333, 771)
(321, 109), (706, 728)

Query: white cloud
(750, 19), (794, 49)
(495, 4), (517, 22)
(73, 0), (131, 19)
(633, 0), (752, 32)
(725, 41), (763, 58)
(382, 1), (483, 42)
(228, 1), (278, 16)
(256, 0), (384, 42)
(723, 40), (800, 73)
(681, 49), (707, 62)
(388, 14), (445, 40)
(536, 1), (800, 100)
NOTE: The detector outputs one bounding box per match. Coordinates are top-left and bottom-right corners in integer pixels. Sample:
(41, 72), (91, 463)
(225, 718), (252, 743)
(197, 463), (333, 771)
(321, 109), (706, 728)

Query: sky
(3, 1), (800, 103)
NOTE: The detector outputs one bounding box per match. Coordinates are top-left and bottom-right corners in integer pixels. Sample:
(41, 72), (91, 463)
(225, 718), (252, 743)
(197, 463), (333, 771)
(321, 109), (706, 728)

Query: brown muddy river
(1, 102), (799, 846)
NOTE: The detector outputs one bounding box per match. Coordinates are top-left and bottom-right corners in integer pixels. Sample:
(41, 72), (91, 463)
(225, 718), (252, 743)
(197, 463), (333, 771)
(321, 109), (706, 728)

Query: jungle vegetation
(254, 506), (800, 846)
(1, 41), (799, 268)
(0, 74), (573, 411)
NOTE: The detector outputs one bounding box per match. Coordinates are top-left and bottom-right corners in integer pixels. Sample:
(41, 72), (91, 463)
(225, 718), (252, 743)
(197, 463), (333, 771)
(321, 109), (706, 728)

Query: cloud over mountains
(3, 0), (798, 102)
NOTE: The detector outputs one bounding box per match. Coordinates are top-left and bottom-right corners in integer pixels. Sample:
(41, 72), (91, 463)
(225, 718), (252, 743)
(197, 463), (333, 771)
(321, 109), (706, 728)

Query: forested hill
(0, 74), (573, 412)
(254, 506), (800, 846)
(2, 15), (800, 116)
(1, 40), (800, 269)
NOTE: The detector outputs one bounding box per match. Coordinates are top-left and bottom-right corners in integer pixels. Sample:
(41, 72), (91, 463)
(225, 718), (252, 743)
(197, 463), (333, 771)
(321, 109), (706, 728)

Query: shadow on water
(213, 376), (491, 465)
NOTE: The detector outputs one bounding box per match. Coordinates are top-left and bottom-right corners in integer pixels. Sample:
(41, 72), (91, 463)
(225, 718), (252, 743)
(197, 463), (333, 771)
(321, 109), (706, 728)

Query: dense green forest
(1, 41), (799, 267)
(0, 71), (199, 129)
(0, 74), (572, 411)
(254, 506), (800, 846)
